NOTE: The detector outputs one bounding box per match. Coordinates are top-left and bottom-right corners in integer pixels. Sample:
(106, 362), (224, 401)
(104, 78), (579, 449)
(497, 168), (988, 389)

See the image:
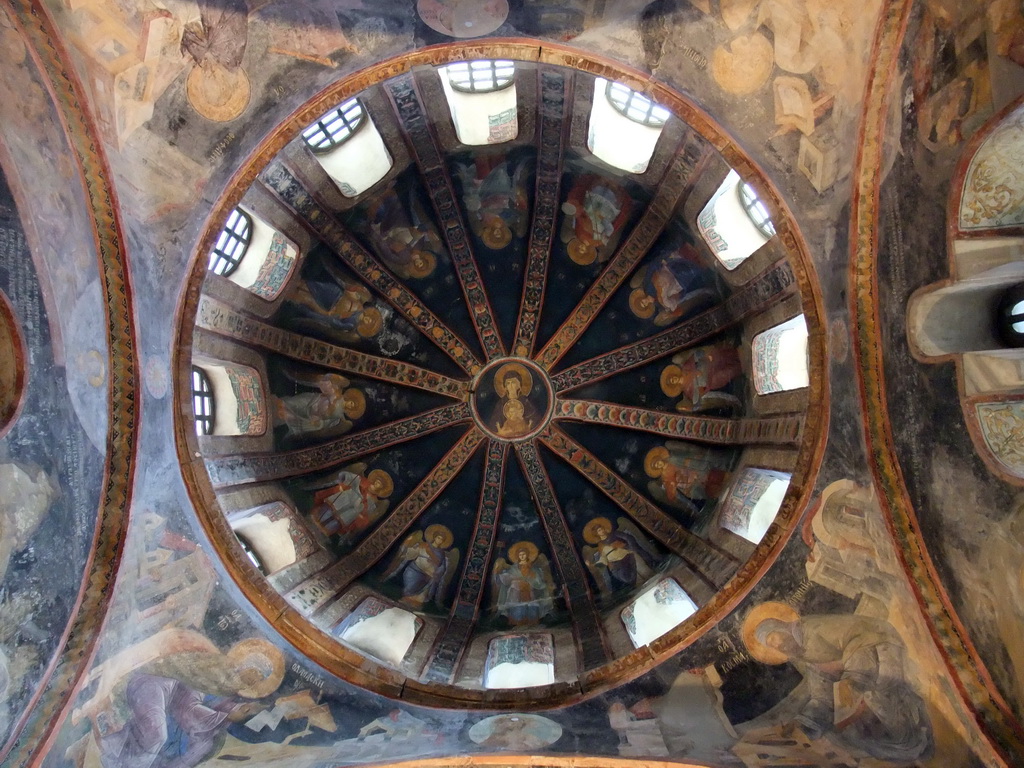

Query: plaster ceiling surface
(179, 52), (825, 707)
(2, 1), (1024, 767)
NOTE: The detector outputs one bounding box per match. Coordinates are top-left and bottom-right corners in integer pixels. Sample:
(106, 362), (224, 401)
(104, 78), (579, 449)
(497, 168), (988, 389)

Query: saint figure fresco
(560, 175), (632, 265)
(491, 541), (556, 625)
(383, 524), (460, 609)
(741, 603), (933, 762)
(273, 372), (365, 442)
(644, 444), (730, 514)
(488, 362), (539, 439)
(305, 464), (393, 542)
(285, 261), (383, 343)
(660, 342), (744, 413)
(628, 244), (717, 325)
(367, 187), (443, 279)
(456, 155), (530, 250)
(581, 516), (658, 594)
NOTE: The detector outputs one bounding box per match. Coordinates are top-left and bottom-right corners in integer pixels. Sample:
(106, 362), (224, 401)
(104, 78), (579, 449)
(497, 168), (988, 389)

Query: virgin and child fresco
(472, 361), (550, 441)
(272, 372), (366, 444)
(581, 517), (659, 597)
(660, 342), (745, 414)
(383, 524), (460, 609)
(303, 464), (394, 544)
(559, 174), (633, 266)
(490, 541), (557, 626)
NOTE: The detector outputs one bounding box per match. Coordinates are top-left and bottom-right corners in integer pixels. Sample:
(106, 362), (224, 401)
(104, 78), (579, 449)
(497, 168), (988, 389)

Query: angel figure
(645, 445), (730, 528)
(285, 260), (383, 343)
(367, 188), (442, 279)
(304, 464), (393, 542)
(456, 156), (531, 250)
(491, 541), (556, 625)
(582, 517), (658, 595)
(383, 524), (459, 609)
(560, 175), (632, 266)
(660, 343), (744, 414)
(273, 372), (366, 443)
(628, 244), (716, 326)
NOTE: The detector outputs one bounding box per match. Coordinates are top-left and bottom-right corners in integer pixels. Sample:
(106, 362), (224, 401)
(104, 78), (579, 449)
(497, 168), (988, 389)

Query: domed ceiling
(177, 47), (825, 707)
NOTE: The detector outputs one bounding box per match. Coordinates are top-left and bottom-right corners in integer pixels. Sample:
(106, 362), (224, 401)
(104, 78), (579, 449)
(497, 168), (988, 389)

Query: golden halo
(507, 541), (539, 563)
(628, 288), (656, 319)
(644, 446), (670, 478)
(493, 362), (533, 397)
(660, 364), (684, 398)
(583, 517), (614, 545)
(740, 602), (800, 665)
(186, 63), (250, 123)
(408, 250), (436, 279)
(343, 388), (366, 419)
(481, 222), (512, 250)
(226, 638), (285, 699)
(367, 469), (394, 498)
(424, 523), (454, 549)
(358, 307), (383, 337)
(567, 238), (597, 266)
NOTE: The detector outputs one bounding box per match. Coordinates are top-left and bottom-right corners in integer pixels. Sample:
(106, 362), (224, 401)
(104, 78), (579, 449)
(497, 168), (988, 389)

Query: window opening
(738, 182), (776, 238)
(336, 597), (421, 667)
(621, 578), (697, 648)
(719, 468), (791, 544)
(605, 81), (670, 128)
(484, 634), (555, 689)
(237, 534), (267, 574)
(752, 314), (810, 394)
(996, 284), (1024, 347)
(446, 60), (515, 93)
(302, 98), (365, 153)
(191, 366), (214, 437)
(209, 208), (252, 277)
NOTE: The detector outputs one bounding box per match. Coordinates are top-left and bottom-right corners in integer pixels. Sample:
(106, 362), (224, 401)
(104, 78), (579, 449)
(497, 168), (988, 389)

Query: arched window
(719, 468), (791, 544)
(739, 182), (776, 238)
(335, 597), (421, 667)
(621, 578), (697, 648)
(605, 81), (670, 128)
(587, 78), (668, 173)
(303, 99), (392, 198)
(440, 60), (518, 146)
(191, 365), (214, 436)
(752, 314), (810, 394)
(237, 534), (267, 574)
(484, 634), (555, 689)
(301, 97), (365, 153)
(996, 283), (1024, 347)
(209, 208), (252, 277)
(698, 171), (775, 270)
(445, 60), (515, 93)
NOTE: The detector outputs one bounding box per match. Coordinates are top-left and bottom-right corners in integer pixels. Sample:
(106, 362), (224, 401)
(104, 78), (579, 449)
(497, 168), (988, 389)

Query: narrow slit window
(191, 366), (214, 437)
(335, 597), (421, 667)
(698, 171), (775, 270)
(719, 468), (791, 544)
(446, 60), (516, 93)
(302, 98), (365, 153)
(209, 208), (252, 277)
(606, 81), (670, 128)
(237, 534), (267, 574)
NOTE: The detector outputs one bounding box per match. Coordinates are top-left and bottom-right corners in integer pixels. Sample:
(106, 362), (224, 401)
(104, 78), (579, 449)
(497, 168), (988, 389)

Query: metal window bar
(191, 366), (215, 437)
(208, 208), (252, 276)
(301, 98), (365, 153)
(739, 182), (776, 238)
(446, 60), (516, 93)
(606, 81), (670, 128)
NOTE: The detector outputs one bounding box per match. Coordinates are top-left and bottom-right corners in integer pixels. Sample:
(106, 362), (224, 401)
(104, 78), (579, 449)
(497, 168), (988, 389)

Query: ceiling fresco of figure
(2, 0), (1024, 767)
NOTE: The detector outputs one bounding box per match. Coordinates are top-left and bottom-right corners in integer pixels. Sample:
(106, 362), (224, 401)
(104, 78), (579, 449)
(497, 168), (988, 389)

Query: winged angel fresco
(581, 517), (659, 595)
(491, 541), (556, 626)
(384, 524), (460, 609)
(272, 370), (365, 444)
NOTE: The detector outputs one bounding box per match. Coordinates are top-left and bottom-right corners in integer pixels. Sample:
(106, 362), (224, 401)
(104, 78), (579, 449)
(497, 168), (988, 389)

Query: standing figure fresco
(581, 517), (658, 595)
(628, 244), (717, 326)
(645, 444), (730, 515)
(383, 524), (460, 609)
(660, 342), (744, 413)
(367, 188), (443, 280)
(456, 155), (531, 250)
(491, 541), (556, 625)
(285, 261), (384, 343)
(304, 464), (393, 542)
(740, 603), (933, 762)
(273, 372), (366, 442)
(560, 175), (632, 265)
(67, 629), (284, 768)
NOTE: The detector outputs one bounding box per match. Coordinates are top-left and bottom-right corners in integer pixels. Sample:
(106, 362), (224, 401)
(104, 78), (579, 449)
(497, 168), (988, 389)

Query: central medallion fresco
(471, 359), (553, 441)
(176, 43), (826, 710)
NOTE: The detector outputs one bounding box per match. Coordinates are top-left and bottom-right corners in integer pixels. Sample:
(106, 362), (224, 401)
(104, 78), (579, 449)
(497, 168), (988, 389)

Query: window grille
(302, 98), (366, 153)
(191, 366), (214, 436)
(208, 208), (252, 277)
(605, 81), (670, 128)
(446, 60), (516, 93)
(237, 535), (267, 574)
(739, 182), (776, 238)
